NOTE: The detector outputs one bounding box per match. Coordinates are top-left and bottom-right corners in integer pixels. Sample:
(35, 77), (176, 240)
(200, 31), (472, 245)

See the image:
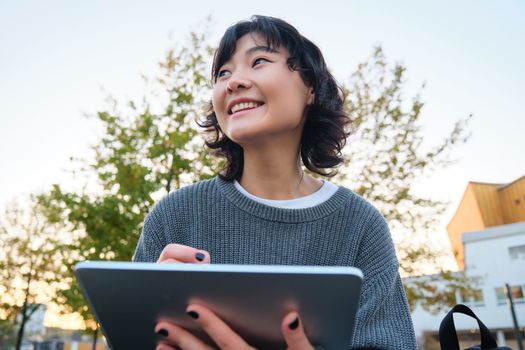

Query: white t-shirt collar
(233, 180), (338, 209)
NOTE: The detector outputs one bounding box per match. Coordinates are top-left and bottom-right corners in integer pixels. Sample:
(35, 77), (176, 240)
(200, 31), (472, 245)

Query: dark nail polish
(195, 252), (205, 262)
(187, 310), (199, 319)
(289, 317), (299, 330)
(157, 328), (168, 337)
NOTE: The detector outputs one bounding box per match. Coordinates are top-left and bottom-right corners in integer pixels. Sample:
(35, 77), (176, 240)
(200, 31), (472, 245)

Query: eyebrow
(245, 45), (279, 56)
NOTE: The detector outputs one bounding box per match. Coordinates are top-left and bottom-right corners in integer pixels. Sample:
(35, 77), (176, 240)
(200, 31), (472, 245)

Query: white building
(410, 221), (525, 348)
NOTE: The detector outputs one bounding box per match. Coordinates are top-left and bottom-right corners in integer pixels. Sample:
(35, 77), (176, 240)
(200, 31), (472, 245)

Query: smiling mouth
(228, 102), (265, 115)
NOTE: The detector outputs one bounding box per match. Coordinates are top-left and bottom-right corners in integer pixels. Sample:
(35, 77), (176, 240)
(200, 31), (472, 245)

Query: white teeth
(230, 101), (262, 114)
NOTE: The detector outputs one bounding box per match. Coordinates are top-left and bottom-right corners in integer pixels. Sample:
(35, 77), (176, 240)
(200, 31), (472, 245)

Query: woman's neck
(239, 146), (323, 200)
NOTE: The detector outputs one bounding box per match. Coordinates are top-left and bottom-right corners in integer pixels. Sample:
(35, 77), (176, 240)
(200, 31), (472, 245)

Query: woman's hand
(157, 243), (211, 264)
(155, 304), (314, 350)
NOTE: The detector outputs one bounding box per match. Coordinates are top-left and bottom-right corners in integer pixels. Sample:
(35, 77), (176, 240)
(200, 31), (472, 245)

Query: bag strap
(439, 304), (498, 350)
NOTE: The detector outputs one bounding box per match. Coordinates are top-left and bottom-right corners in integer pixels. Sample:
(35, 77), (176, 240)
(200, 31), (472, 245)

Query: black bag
(439, 304), (512, 350)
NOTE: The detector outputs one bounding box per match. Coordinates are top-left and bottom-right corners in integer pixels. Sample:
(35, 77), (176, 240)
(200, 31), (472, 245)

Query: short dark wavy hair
(199, 15), (350, 181)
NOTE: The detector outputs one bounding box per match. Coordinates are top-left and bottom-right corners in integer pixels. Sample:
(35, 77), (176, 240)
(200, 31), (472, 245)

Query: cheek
(212, 89), (227, 126)
(211, 88), (221, 113)
(266, 80), (308, 121)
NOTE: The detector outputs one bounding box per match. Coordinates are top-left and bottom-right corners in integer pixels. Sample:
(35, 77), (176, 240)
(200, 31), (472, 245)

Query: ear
(307, 88), (315, 105)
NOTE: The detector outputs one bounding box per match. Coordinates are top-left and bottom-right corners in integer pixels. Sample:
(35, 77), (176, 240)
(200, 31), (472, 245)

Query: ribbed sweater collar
(215, 177), (352, 223)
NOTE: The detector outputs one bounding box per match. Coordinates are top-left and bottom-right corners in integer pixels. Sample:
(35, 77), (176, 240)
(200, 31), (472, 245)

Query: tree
(37, 26), (218, 341)
(38, 24), (473, 329)
(0, 319), (16, 349)
(336, 46), (474, 312)
(0, 198), (65, 350)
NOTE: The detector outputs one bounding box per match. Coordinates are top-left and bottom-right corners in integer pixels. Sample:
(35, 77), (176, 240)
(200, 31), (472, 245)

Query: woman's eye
(218, 69), (231, 78)
(252, 58), (269, 67)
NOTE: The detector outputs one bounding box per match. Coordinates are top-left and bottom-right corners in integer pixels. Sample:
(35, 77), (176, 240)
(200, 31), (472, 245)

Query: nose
(226, 76), (252, 94)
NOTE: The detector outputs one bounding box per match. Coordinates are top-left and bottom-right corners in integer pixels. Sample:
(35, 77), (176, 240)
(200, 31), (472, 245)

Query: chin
(226, 128), (265, 146)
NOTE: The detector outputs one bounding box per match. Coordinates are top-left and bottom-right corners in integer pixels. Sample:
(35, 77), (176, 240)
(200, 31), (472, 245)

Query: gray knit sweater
(133, 177), (417, 350)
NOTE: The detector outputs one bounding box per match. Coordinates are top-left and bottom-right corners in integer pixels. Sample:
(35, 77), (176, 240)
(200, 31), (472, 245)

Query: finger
(159, 258), (182, 264)
(281, 312), (314, 350)
(186, 304), (255, 350)
(155, 344), (177, 350)
(157, 244), (211, 264)
(155, 321), (214, 350)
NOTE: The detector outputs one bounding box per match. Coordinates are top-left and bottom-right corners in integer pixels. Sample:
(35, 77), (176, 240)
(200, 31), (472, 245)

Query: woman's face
(212, 33), (313, 146)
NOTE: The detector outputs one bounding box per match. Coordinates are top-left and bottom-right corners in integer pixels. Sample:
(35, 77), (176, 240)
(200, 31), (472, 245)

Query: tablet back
(75, 261), (362, 349)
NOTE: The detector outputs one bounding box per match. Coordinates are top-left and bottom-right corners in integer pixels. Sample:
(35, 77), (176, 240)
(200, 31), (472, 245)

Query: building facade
(411, 213), (525, 348)
(447, 176), (525, 269)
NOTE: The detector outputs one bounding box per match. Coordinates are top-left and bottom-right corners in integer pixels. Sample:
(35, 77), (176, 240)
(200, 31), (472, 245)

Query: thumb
(281, 312), (314, 350)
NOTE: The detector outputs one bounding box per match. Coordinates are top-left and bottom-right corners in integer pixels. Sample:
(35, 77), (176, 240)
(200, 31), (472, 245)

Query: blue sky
(1, 1), (524, 259)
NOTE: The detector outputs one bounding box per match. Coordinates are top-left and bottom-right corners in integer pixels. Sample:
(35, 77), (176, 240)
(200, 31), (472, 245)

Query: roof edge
(497, 175), (525, 190)
(462, 221), (525, 243)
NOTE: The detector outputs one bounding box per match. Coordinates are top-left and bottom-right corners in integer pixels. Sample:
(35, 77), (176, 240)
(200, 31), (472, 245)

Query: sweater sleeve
(133, 204), (166, 262)
(350, 210), (417, 350)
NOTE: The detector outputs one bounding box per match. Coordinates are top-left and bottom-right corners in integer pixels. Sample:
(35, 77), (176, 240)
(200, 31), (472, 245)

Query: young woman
(134, 15), (417, 350)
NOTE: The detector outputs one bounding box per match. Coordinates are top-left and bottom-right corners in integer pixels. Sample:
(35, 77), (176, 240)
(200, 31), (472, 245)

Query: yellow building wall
(471, 183), (504, 226)
(498, 176), (525, 223)
(446, 183), (487, 269)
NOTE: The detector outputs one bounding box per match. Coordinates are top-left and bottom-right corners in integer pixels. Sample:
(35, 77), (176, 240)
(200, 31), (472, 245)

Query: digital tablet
(75, 261), (363, 349)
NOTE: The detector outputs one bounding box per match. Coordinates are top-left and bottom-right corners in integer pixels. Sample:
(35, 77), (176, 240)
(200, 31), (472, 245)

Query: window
(509, 244), (525, 260)
(495, 285), (525, 305)
(457, 288), (485, 307)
